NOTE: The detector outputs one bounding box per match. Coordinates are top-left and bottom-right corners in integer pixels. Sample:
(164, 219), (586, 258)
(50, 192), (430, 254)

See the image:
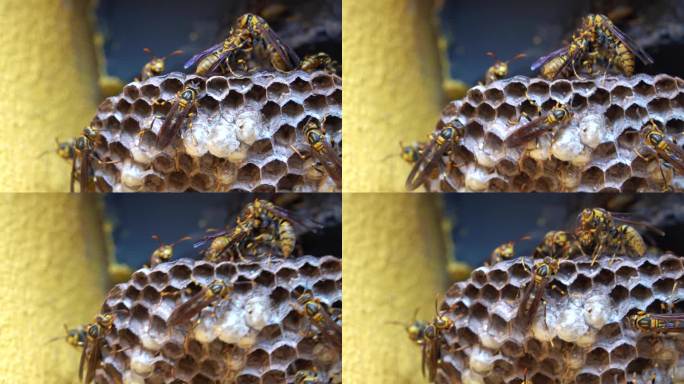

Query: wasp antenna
(412, 307), (420, 321)
(485, 51), (496, 59)
(143, 47), (153, 56)
(511, 53), (527, 61)
(168, 49), (184, 57)
(173, 236), (193, 246)
(385, 320), (406, 327)
(151, 234), (163, 246)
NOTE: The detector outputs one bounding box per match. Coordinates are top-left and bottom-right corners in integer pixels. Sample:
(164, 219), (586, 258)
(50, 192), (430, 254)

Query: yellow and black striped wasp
(586, 14), (653, 76)
(531, 27), (592, 80)
(487, 235), (531, 266)
(184, 13), (299, 76)
(398, 141), (425, 165)
(155, 82), (199, 149)
(504, 103), (572, 148)
(531, 14), (653, 79)
(294, 289), (342, 351)
(79, 312), (121, 384)
(300, 52), (339, 74)
(47, 324), (86, 349)
(294, 369), (329, 384)
(68, 126), (101, 193)
(515, 257), (560, 331)
(635, 120), (684, 191)
(630, 310), (684, 333)
(167, 279), (231, 327)
(303, 117), (341, 189)
(574, 208), (663, 265)
(138, 48), (183, 81)
(147, 234), (192, 268)
(422, 299), (455, 382)
(387, 308), (428, 347)
(405, 121), (465, 191)
(194, 199), (322, 261)
(532, 230), (581, 261)
(483, 51), (526, 85)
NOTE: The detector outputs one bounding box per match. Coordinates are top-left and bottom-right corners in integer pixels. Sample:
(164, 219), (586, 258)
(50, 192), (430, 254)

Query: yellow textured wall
(0, 0), (100, 192)
(343, 0), (444, 192)
(343, 194), (447, 383)
(0, 195), (107, 383)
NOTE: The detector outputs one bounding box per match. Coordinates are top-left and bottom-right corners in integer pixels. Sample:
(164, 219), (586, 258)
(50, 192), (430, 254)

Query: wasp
(47, 324), (86, 348)
(399, 142), (425, 165)
(483, 52), (526, 85)
(533, 230), (581, 260)
(303, 118), (341, 189)
(167, 279), (231, 327)
(201, 233), (232, 262)
(387, 308), (428, 346)
(184, 13), (299, 76)
(54, 138), (76, 161)
(531, 29), (592, 80)
(405, 122), (465, 191)
(147, 234), (192, 268)
(630, 310), (684, 333)
(422, 300), (454, 382)
(505, 104), (572, 148)
(487, 235), (531, 266)
(636, 120), (684, 191)
(585, 14), (653, 76)
(574, 208), (663, 264)
(294, 369), (327, 384)
(300, 52), (338, 74)
(294, 289), (342, 350)
(138, 48), (183, 81)
(69, 126), (102, 193)
(195, 199), (322, 261)
(155, 82), (199, 149)
(515, 257), (560, 331)
(79, 312), (119, 384)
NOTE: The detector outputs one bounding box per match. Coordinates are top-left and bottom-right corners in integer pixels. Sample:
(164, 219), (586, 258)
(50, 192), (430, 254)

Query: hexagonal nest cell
(435, 253), (684, 384)
(84, 70), (342, 192)
(417, 74), (684, 192)
(93, 255), (341, 384)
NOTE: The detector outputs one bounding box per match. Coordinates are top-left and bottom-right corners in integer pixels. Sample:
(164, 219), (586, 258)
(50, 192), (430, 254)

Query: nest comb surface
(87, 70), (342, 192)
(436, 253), (684, 384)
(93, 255), (342, 384)
(421, 74), (684, 192)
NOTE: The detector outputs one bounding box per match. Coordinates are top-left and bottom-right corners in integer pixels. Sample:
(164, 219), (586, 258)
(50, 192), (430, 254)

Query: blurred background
(440, 0), (684, 87)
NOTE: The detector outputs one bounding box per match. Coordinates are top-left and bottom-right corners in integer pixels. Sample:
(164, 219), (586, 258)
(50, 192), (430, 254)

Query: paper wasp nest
(93, 255), (342, 383)
(88, 70), (342, 192)
(437, 253), (684, 384)
(425, 74), (684, 192)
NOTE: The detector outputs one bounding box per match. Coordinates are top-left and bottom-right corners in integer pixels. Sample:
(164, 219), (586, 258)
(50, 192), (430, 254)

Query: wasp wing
(505, 115), (548, 147)
(657, 139), (684, 176)
(79, 149), (91, 192)
(609, 212), (665, 236)
(264, 30), (300, 70)
(183, 42), (224, 69)
(83, 338), (102, 384)
(266, 205), (324, 232)
(405, 136), (448, 191)
(310, 141), (342, 189)
(157, 98), (194, 149)
(167, 287), (213, 326)
(607, 22), (654, 65)
(193, 230), (231, 249)
(530, 47), (568, 71)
